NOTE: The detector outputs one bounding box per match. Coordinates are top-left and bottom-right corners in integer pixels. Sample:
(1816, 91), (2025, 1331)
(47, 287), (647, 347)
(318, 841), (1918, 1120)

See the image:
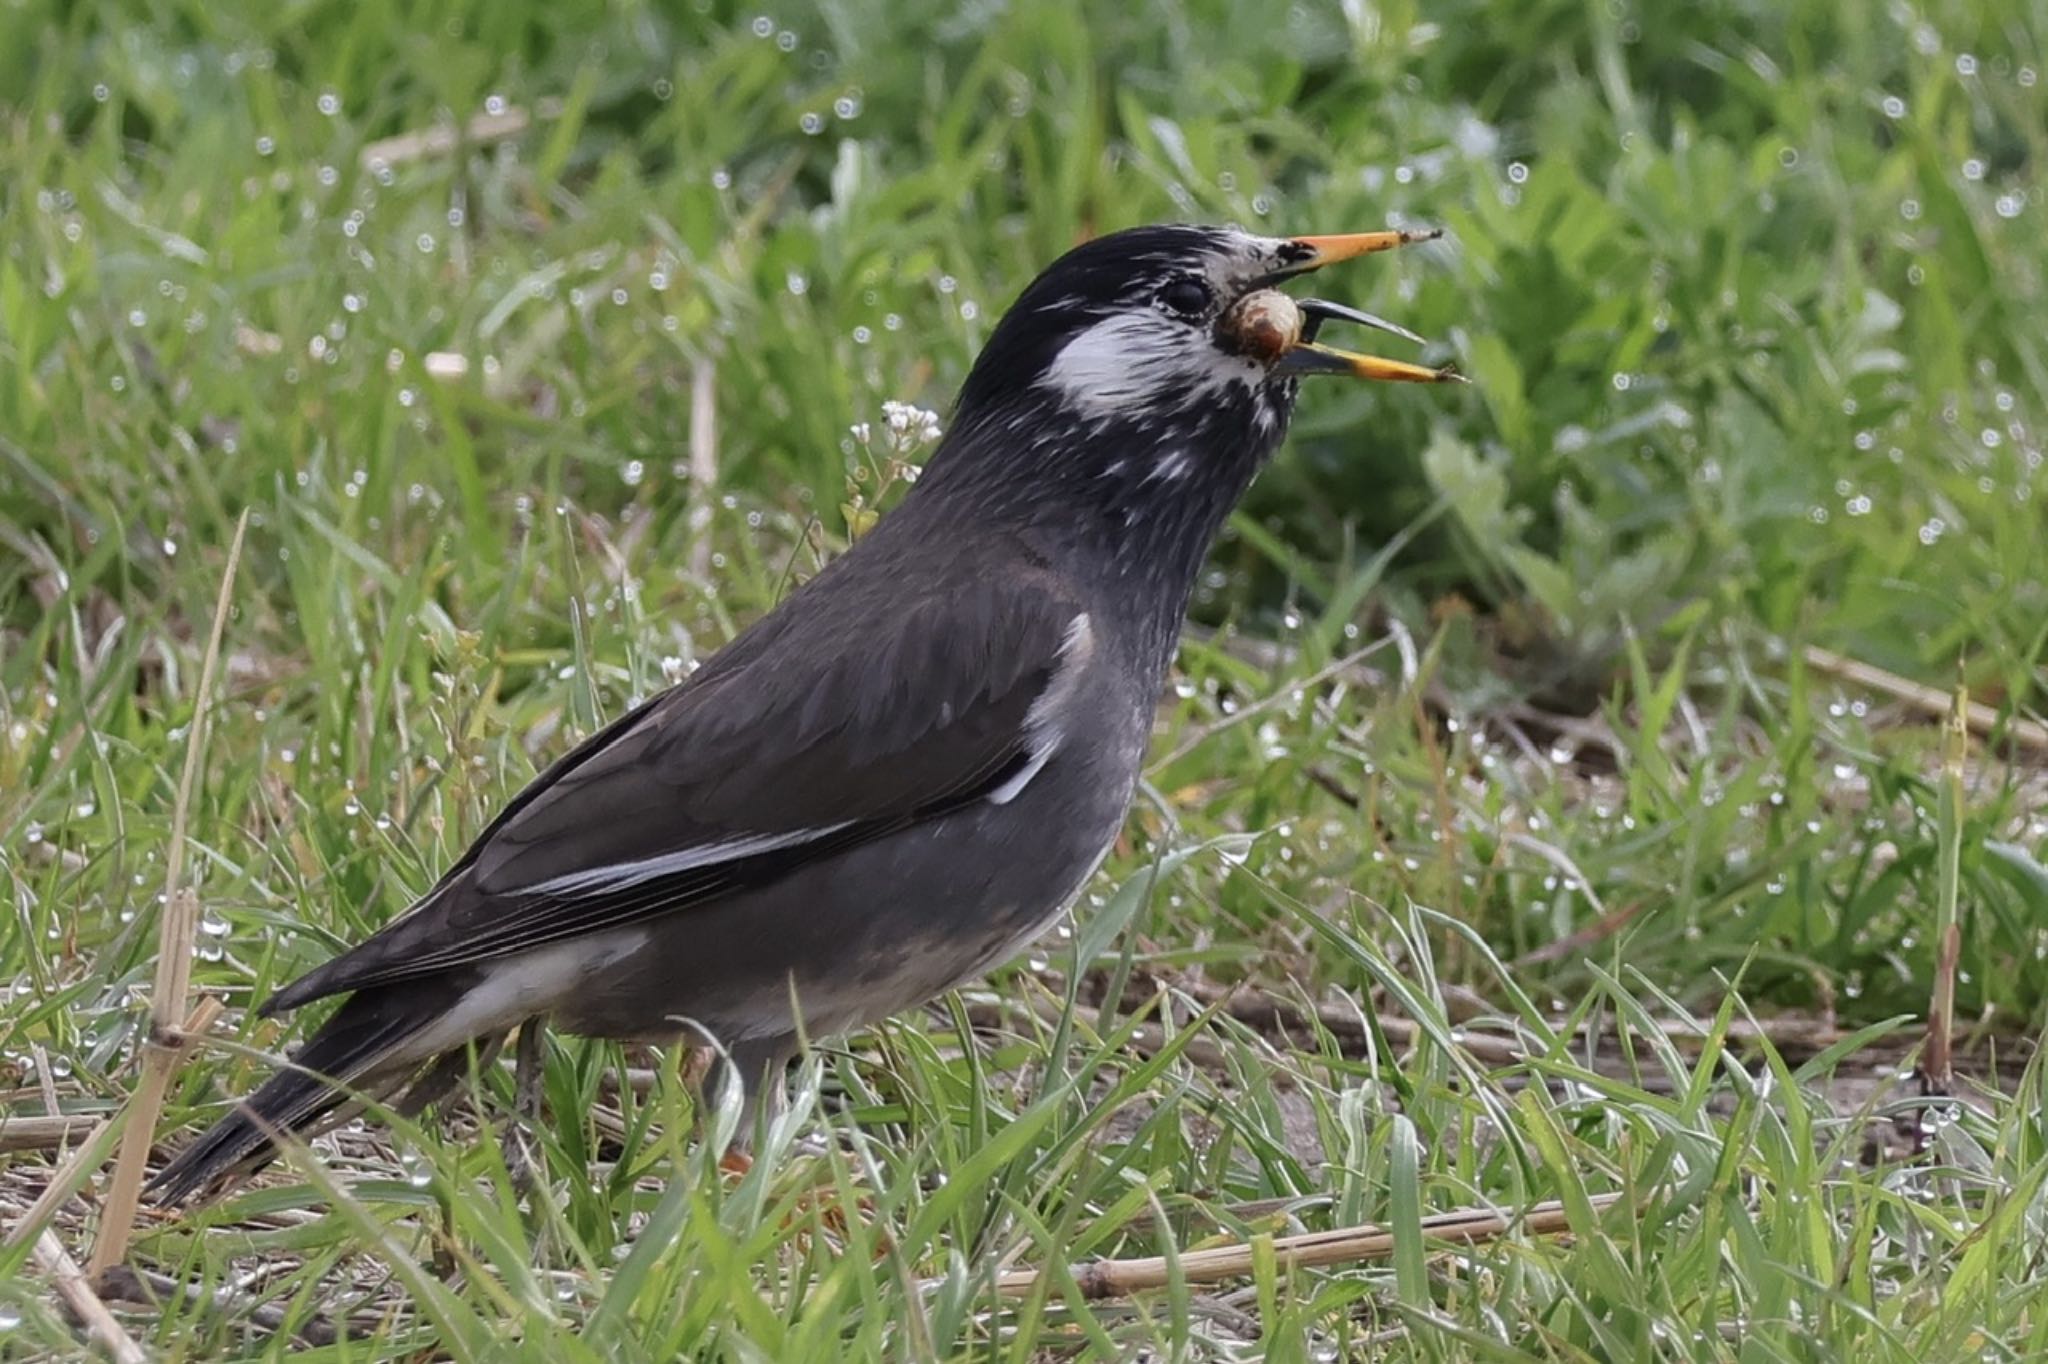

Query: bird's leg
(697, 1034), (793, 1175)
(709, 1039), (782, 1145)
(698, 1039), (878, 1250)
(503, 1019), (547, 1191)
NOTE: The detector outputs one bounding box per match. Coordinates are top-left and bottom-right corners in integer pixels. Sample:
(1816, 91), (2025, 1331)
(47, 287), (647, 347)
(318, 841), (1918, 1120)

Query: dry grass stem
(87, 509), (248, 1277)
(31, 1227), (149, 1364)
(687, 356), (719, 580)
(5, 1119), (118, 1253)
(996, 1193), (1625, 1299)
(1804, 645), (2048, 753)
(0, 1114), (104, 1155)
(358, 105), (539, 170)
(1922, 682), (1970, 1096)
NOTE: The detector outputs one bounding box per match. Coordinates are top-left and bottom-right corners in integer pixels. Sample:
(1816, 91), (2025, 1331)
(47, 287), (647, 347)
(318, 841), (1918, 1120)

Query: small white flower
(853, 400), (943, 458)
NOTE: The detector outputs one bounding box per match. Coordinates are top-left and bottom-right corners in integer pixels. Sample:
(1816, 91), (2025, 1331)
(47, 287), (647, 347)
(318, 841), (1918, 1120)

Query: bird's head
(901, 223), (1461, 636)
(945, 223), (1460, 487)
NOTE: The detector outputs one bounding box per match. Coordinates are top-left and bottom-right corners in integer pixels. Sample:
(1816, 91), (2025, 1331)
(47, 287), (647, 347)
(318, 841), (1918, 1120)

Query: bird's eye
(1157, 278), (1211, 318)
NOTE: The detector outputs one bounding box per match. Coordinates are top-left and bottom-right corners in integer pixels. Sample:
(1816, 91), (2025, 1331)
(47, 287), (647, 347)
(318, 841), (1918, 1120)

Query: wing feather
(262, 545), (1083, 1013)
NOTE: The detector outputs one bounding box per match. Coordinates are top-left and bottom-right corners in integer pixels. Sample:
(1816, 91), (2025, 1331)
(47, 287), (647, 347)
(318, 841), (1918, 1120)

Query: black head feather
(903, 223), (1318, 668)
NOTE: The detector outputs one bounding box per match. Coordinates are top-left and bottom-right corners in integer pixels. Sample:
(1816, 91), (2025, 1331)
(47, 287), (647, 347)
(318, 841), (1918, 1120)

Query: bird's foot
(502, 1124), (538, 1192)
(716, 1141), (885, 1256)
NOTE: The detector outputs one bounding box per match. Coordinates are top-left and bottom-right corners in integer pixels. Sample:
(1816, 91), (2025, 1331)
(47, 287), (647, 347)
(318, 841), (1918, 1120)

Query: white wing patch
(526, 825), (854, 897)
(987, 613), (1093, 806)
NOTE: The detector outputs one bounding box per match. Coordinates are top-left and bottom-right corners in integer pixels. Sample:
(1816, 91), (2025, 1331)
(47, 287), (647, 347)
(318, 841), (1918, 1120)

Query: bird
(150, 222), (1461, 1203)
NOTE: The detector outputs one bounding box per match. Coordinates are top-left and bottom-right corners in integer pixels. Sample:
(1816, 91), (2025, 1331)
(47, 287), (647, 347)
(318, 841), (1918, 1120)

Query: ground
(2, 0), (2047, 1359)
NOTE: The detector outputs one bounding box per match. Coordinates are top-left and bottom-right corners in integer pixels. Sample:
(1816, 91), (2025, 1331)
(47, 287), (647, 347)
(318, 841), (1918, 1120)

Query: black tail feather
(149, 985), (451, 1205)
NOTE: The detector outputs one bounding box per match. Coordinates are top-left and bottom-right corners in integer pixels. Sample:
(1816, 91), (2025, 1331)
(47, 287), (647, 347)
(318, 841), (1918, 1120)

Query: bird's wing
(262, 562), (1090, 1010)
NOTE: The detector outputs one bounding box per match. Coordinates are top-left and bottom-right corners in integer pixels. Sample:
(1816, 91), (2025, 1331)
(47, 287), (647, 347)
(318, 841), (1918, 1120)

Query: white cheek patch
(1041, 312), (1262, 421)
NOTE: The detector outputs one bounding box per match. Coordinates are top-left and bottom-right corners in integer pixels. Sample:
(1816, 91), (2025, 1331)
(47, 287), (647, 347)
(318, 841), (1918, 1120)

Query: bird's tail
(148, 982), (481, 1205)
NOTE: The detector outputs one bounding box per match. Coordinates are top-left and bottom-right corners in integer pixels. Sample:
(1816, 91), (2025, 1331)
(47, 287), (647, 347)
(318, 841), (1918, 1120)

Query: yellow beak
(1272, 228), (1465, 384)
(1286, 228), (1444, 270)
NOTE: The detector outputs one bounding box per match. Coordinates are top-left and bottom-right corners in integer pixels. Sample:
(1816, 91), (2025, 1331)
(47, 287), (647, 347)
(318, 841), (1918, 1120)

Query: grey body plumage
(152, 222), (1455, 1203)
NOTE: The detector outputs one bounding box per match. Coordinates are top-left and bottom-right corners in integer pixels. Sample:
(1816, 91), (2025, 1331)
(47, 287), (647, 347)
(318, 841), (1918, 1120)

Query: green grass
(3, 0), (2047, 1358)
